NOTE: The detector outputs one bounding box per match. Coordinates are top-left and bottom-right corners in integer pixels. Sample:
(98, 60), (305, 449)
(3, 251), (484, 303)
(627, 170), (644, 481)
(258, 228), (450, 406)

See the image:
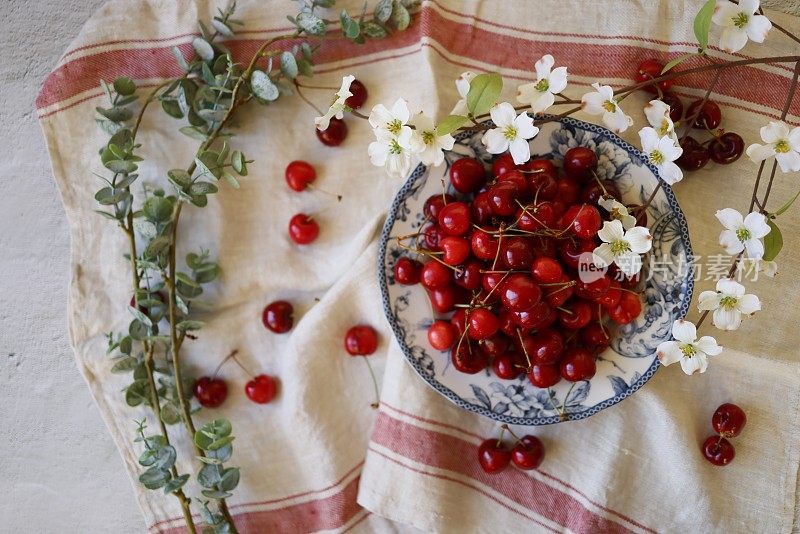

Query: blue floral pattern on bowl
(378, 117), (694, 425)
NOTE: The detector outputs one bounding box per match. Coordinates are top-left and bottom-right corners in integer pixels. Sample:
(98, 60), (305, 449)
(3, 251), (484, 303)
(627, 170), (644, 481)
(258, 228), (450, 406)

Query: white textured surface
(0, 0), (144, 532)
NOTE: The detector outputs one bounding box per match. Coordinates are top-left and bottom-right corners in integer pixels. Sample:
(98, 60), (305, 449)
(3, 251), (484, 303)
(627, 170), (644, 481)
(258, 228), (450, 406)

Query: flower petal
(739, 0), (760, 14)
(451, 99), (468, 116)
(625, 226), (653, 254)
(738, 293), (761, 314)
(514, 113), (538, 139)
(658, 161), (684, 185)
(746, 14), (772, 43)
(638, 127), (659, 153)
(489, 102), (517, 128)
(390, 98), (411, 124)
(746, 143), (776, 163)
(680, 352), (708, 375)
(603, 108), (633, 133)
(615, 251), (643, 276)
(549, 66), (569, 94)
(698, 291), (721, 311)
(509, 137), (532, 165)
(775, 151), (800, 173)
(581, 91), (606, 115)
(713, 1), (740, 26)
(743, 237), (764, 259)
(716, 278), (745, 297)
(695, 336), (723, 356)
(368, 104), (392, 129)
(455, 71), (476, 98)
(760, 121), (789, 144)
(644, 99), (671, 128)
(534, 54), (554, 80)
(367, 140), (389, 166)
(713, 307), (742, 331)
(481, 128), (510, 154)
(743, 211), (770, 238)
(597, 219), (625, 243)
(592, 243), (614, 268)
(715, 208), (744, 230)
(656, 340), (683, 366)
(719, 27), (749, 53)
(531, 92), (555, 114)
(516, 83), (538, 106)
(720, 230), (745, 255)
(672, 319), (697, 344)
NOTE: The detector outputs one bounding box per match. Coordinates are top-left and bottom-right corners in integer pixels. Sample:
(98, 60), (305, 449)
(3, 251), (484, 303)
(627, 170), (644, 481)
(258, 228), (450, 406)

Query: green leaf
(95, 187), (131, 206)
(129, 319), (149, 341)
(296, 11), (327, 36)
(221, 171), (240, 189)
(145, 235), (172, 257)
(773, 188), (800, 216)
(194, 264), (221, 284)
(176, 272), (199, 287)
(197, 108), (228, 123)
(435, 114), (468, 136)
(171, 46), (189, 71)
(160, 402), (182, 425)
(466, 73), (503, 117)
(104, 159), (138, 174)
(115, 172), (138, 189)
(192, 37), (215, 61)
(198, 464), (222, 488)
(125, 380), (149, 407)
(96, 106), (133, 122)
(139, 449), (156, 467)
(250, 70), (279, 102)
(139, 467), (170, 490)
(231, 151), (246, 175)
(661, 52), (700, 74)
(301, 42), (313, 61)
(763, 219), (783, 261)
(189, 182), (219, 195)
(297, 58), (314, 77)
(219, 467), (240, 492)
(361, 21), (388, 38)
(340, 10), (361, 39)
(196, 151), (222, 179)
(114, 77), (136, 96)
(374, 0), (393, 22)
(177, 320), (205, 331)
(180, 126), (208, 141)
(143, 196), (174, 222)
(207, 435), (235, 451)
(161, 99), (184, 119)
(100, 79), (113, 102)
(693, 0), (716, 51)
(202, 489), (233, 500)
(153, 445), (177, 469)
(391, 1), (410, 30)
(212, 18), (234, 37)
(201, 419), (232, 439)
(111, 357), (139, 373)
(163, 474), (190, 495)
(128, 305), (153, 327)
(168, 169), (192, 189)
(280, 51), (299, 79)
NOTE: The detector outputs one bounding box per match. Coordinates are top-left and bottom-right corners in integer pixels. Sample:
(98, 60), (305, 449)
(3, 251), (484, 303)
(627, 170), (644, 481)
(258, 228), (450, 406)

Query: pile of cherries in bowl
(393, 147), (645, 389)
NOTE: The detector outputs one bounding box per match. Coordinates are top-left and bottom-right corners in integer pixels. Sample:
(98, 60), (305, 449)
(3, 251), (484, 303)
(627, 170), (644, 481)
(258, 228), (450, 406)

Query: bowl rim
(377, 115), (695, 425)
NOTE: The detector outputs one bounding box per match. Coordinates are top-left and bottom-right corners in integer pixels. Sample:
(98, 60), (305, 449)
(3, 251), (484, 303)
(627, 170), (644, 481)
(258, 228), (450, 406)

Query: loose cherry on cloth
(262, 300), (294, 333)
(38, 2), (800, 533)
(245, 374), (278, 404)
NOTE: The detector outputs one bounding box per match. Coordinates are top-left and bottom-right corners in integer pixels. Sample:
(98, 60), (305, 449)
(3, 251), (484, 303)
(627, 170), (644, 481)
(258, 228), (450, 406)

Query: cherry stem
(294, 82), (339, 91)
(496, 425), (507, 448)
(293, 82), (323, 115)
(305, 183), (343, 201)
(211, 349), (239, 380)
(516, 329), (533, 373)
(361, 356), (381, 409)
(500, 424), (522, 441)
(229, 351), (255, 379)
(395, 237), (458, 271)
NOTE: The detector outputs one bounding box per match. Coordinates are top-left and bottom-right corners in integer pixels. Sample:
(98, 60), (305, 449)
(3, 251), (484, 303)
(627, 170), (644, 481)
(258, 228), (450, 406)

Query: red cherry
(479, 335), (511, 359)
(581, 180), (621, 205)
(492, 353), (522, 380)
(470, 191), (494, 225)
(497, 170), (528, 195)
(712, 403), (747, 438)
(529, 329), (565, 365)
(450, 157), (486, 193)
(451, 342), (488, 374)
(468, 308), (501, 340)
(421, 260), (452, 290)
(245, 374), (278, 404)
(492, 153), (517, 177)
(559, 299), (593, 330)
(453, 260), (483, 291)
(532, 257), (563, 284)
(428, 320), (457, 351)
(194, 376), (228, 408)
(676, 136), (711, 172)
(440, 236), (471, 265)
(424, 194), (456, 220)
(344, 79), (368, 109)
(262, 300), (294, 333)
(563, 147), (598, 182)
(285, 160), (316, 191)
(597, 280), (622, 309)
(558, 239), (595, 270)
(517, 202), (557, 232)
(438, 202), (472, 236)
(527, 170), (558, 201)
(422, 224), (446, 251)
(478, 438), (512, 474)
(686, 99), (722, 130)
(564, 204), (602, 239)
(608, 291), (642, 325)
(511, 435), (544, 470)
(288, 213), (320, 244)
(451, 308), (468, 337)
(528, 363), (561, 388)
(487, 181), (521, 216)
(316, 117), (348, 146)
(702, 436), (735, 466)
(394, 257), (422, 285)
(635, 58), (673, 94)
(560, 348), (597, 381)
(500, 274), (542, 312)
(501, 237), (535, 270)
(575, 275), (611, 300)
(544, 275), (575, 308)
(557, 178), (582, 204)
(660, 92), (684, 122)
(482, 271), (506, 294)
(471, 228), (500, 260)
(581, 323), (611, 354)
(428, 286), (466, 314)
(512, 301), (555, 330)
(709, 132), (744, 164)
(524, 158), (557, 175)
(344, 325), (379, 356)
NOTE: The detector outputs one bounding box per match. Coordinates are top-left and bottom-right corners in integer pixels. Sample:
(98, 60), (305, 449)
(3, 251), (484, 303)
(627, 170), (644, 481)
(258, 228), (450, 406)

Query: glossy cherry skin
(451, 308), (468, 337)
(544, 275), (575, 308)
(288, 214), (320, 244)
(454, 260), (483, 291)
(709, 132), (744, 164)
(492, 353), (522, 380)
(608, 291), (642, 325)
(487, 181), (522, 216)
(420, 260), (452, 290)
(394, 257), (422, 285)
(559, 299), (593, 330)
(450, 157), (487, 193)
(597, 280), (622, 309)
(245, 374), (278, 404)
(557, 178), (582, 204)
(424, 194), (456, 220)
(422, 224), (446, 251)
(502, 237), (535, 270)
(524, 158), (557, 175)
(559, 239), (595, 270)
(581, 180), (621, 206)
(492, 152), (517, 177)
(563, 147), (598, 182)
(575, 275), (611, 300)
(344, 325), (379, 355)
(676, 136), (711, 171)
(531, 257), (563, 284)
(660, 92), (684, 122)
(479, 335), (511, 359)
(428, 286), (466, 314)
(440, 236), (471, 265)
(451, 343), (488, 374)
(285, 160), (316, 191)
(526, 170), (558, 201)
(528, 363), (561, 388)
(471, 228), (499, 260)
(344, 79), (368, 109)
(564, 204), (602, 239)
(262, 300), (294, 333)
(560, 348), (597, 381)
(511, 435), (545, 470)
(316, 117), (347, 146)
(635, 58), (673, 94)
(517, 202), (557, 232)
(194, 377), (228, 408)
(428, 320), (457, 351)
(500, 274), (542, 312)
(529, 329), (565, 365)
(712, 403), (747, 438)
(470, 191), (494, 225)
(581, 323), (611, 354)
(438, 202), (472, 236)
(468, 308), (501, 340)
(497, 170), (529, 196)
(702, 436), (735, 466)
(478, 439), (512, 474)
(687, 99), (722, 129)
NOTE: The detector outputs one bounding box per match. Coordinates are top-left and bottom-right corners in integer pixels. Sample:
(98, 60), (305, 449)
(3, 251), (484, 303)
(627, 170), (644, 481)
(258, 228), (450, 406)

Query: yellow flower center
(650, 149), (665, 165)
(389, 139), (403, 155)
(387, 119), (402, 136)
(719, 295), (739, 311)
(503, 125), (518, 140)
(775, 139), (790, 153)
(602, 100), (616, 113)
(535, 79), (549, 92)
(422, 130), (435, 145)
(733, 12), (749, 29)
(736, 228), (751, 242)
(611, 239), (630, 255)
(657, 120), (671, 137)
(680, 344), (696, 357)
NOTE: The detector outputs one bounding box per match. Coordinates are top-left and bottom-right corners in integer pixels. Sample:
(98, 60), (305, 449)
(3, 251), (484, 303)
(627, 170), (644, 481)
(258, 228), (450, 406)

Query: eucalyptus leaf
(163, 474), (190, 495)
(391, 1), (410, 30)
(219, 467), (240, 492)
(161, 99), (185, 119)
(139, 467), (171, 490)
(212, 18), (235, 37)
(96, 106), (133, 122)
(168, 169), (192, 189)
(202, 489), (233, 500)
(180, 126), (208, 141)
(176, 272), (199, 287)
(221, 171), (241, 189)
(146, 235), (172, 258)
(763, 219), (783, 261)
(280, 51), (299, 79)
(171, 46), (189, 71)
(197, 108), (229, 123)
(207, 435), (235, 451)
(250, 70), (280, 102)
(693, 0), (716, 51)
(125, 380), (149, 407)
(198, 464), (222, 488)
(128, 305), (153, 327)
(374, 0), (393, 22)
(105, 159), (138, 174)
(143, 196), (174, 222)
(160, 402), (182, 425)
(661, 52), (700, 74)
(296, 11), (327, 36)
(231, 151), (247, 175)
(114, 77), (136, 96)
(189, 182), (219, 195)
(466, 73), (502, 117)
(340, 10), (360, 39)
(361, 21), (388, 38)
(177, 320), (205, 331)
(153, 445), (177, 469)
(111, 357), (139, 373)
(192, 37), (216, 61)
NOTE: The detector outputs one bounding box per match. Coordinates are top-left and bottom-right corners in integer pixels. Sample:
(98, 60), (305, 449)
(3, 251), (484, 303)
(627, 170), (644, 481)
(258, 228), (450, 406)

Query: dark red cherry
(451, 342), (488, 374)
(575, 275), (611, 300)
(194, 376), (228, 408)
(471, 228), (499, 260)
(492, 353), (521, 380)
(712, 403), (747, 438)
(470, 191), (494, 225)
(440, 236), (471, 266)
(660, 92), (684, 122)
(686, 99), (722, 130)
(559, 300), (593, 330)
(492, 153), (517, 177)
(531, 257), (563, 284)
(262, 300), (294, 333)
(563, 147), (598, 182)
(424, 194), (456, 220)
(487, 181), (521, 216)
(500, 274), (542, 312)
(702, 436), (735, 466)
(468, 308), (500, 340)
(527, 170), (558, 201)
(394, 257), (423, 285)
(559, 239), (595, 270)
(316, 117), (348, 146)
(528, 363), (561, 388)
(608, 291), (642, 325)
(524, 158), (557, 175)
(581, 179), (621, 205)
(511, 435), (544, 470)
(497, 170), (529, 195)
(479, 335), (511, 359)
(676, 136), (711, 171)
(245, 374), (278, 404)
(285, 160), (316, 191)
(709, 132), (744, 164)
(478, 438), (512, 474)
(502, 237), (535, 270)
(344, 79), (368, 109)
(438, 202), (472, 236)
(557, 178), (582, 204)
(428, 286), (466, 314)
(544, 275), (575, 308)
(597, 280), (622, 309)
(428, 320), (457, 351)
(421, 260), (452, 290)
(422, 224), (446, 251)
(288, 213), (320, 244)
(564, 204), (602, 239)
(450, 157), (487, 193)
(344, 325), (379, 355)
(581, 323), (611, 354)
(560, 348), (597, 381)
(451, 308), (468, 337)
(635, 58), (673, 94)
(529, 329), (565, 365)
(454, 260), (483, 291)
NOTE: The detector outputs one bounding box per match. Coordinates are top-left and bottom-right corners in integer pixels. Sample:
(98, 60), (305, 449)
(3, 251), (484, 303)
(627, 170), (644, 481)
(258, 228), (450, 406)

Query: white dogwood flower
(644, 99), (677, 142)
(712, 0), (772, 53)
(516, 54), (569, 114)
(409, 112), (455, 167)
(716, 208), (771, 258)
(598, 197), (638, 230)
(698, 278), (761, 331)
(369, 98), (414, 140)
(314, 75), (355, 131)
(639, 127), (683, 185)
(368, 127), (423, 179)
(745, 121), (800, 173)
(592, 219), (652, 276)
(481, 102), (539, 164)
(657, 319), (723, 375)
(451, 71), (476, 116)
(581, 83), (633, 133)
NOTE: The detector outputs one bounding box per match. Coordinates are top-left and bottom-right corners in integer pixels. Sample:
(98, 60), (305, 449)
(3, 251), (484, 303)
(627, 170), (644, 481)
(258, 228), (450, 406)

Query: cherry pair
(701, 403), (747, 466)
(314, 79), (368, 147)
(478, 427), (544, 474)
(194, 350), (278, 407)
